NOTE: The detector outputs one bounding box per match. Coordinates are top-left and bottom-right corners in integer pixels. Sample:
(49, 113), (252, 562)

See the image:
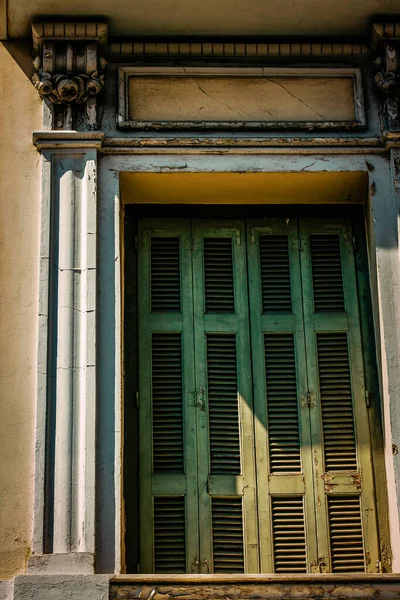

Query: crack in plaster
(264, 78), (326, 120)
(186, 74), (270, 120)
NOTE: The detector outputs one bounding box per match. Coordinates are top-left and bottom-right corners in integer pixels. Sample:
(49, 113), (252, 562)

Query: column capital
(32, 130), (105, 151)
(31, 21), (108, 131)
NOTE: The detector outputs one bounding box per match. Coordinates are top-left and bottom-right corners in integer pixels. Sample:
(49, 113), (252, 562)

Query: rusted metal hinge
(200, 559), (209, 573)
(191, 557), (200, 574)
(365, 389), (370, 408)
(189, 387), (205, 411)
(292, 237), (301, 251)
(301, 392), (316, 408)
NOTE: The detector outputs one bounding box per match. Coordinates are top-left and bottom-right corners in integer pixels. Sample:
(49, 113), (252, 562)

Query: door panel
(299, 218), (380, 573)
(246, 219), (318, 573)
(191, 220), (259, 573)
(138, 218), (199, 573)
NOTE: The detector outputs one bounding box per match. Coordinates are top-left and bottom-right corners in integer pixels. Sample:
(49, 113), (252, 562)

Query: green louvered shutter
(191, 220), (259, 573)
(137, 215), (380, 575)
(138, 218), (200, 573)
(299, 218), (380, 573)
(246, 219), (318, 573)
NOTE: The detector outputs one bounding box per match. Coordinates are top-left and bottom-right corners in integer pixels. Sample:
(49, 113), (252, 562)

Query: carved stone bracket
(32, 58), (106, 105)
(31, 21), (108, 130)
(371, 23), (400, 131)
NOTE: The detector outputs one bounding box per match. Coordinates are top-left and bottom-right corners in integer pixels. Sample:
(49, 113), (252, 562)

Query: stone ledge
(110, 574), (400, 600)
(14, 574), (110, 600)
(27, 552), (95, 575)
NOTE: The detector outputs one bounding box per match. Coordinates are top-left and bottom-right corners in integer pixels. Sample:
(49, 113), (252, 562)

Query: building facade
(1, 4), (400, 599)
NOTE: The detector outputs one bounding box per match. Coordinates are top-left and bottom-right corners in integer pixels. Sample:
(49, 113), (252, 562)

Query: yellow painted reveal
(120, 171), (368, 205)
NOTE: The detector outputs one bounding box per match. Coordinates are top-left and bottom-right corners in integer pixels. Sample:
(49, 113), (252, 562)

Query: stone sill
(110, 573), (400, 600)
(10, 573), (400, 600)
(112, 573), (399, 581)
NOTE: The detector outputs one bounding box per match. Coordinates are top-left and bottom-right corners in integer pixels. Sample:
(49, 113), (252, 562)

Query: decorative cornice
(31, 131), (400, 154)
(109, 40), (370, 60)
(32, 21), (108, 54)
(371, 22), (400, 53)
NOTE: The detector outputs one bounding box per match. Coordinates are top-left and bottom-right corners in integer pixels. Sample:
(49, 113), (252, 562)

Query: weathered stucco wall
(0, 41), (41, 579)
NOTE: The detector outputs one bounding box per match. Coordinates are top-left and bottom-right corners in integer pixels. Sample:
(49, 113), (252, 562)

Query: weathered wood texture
(110, 575), (400, 600)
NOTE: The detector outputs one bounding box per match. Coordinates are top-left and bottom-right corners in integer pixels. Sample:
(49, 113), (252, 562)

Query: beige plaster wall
(0, 41), (41, 579)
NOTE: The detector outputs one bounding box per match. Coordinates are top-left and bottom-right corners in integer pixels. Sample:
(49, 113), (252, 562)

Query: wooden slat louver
(265, 334), (301, 473)
(272, 497), (307, 573)
(317, 333), (357, 471)
(259, 235), (292, 312)
(212, 498), (244, 573)
(151, 237), (181, 312)
(152, 333), (184, 472)
(328, 496), (365, 572)
(207, 334), (240, 475)
(204, 237), (234, 312)
(311, 234), (345, 312)
(154, 496), (186, 573)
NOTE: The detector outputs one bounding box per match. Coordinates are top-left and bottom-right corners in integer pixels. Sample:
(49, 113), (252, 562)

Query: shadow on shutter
(204, 237), (235, 312)
(212, 498), (244, 573)
(328, 496), (365, 572)
(154, 496), (186, 573)
(265, 334), (301, 473)
(259, 235), (292, 312)
(152, 333), (184, 472)
(317, 333), (357, 471)
(207, 334), (240, 475)
(151, 237), (181, 312)
(310, 234), (345, 312)
(272, 497), (307, 573)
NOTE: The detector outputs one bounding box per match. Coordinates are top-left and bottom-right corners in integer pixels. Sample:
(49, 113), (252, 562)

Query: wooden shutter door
(299, 218), (380, 573)
(191, 219), (259, 573)
(137, 218), (200, 573)
(246, 219), (318, 573)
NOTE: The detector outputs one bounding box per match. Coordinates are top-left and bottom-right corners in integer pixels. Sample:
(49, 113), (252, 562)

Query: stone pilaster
(30, 131), (104, 573)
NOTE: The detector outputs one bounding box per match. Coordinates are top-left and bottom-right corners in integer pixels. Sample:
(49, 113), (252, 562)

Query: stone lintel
(27, 552), (95, 575)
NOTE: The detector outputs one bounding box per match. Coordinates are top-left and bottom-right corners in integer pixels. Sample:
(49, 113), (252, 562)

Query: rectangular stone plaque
(118, 67), (365, 130)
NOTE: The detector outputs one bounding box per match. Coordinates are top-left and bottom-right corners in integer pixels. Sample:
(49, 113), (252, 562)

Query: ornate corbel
(32, 21), (108, 130)
(371, 22), (400, 131)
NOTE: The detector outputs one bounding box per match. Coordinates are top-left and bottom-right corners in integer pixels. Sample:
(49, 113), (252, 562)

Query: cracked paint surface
(128, 75), (355, 123)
